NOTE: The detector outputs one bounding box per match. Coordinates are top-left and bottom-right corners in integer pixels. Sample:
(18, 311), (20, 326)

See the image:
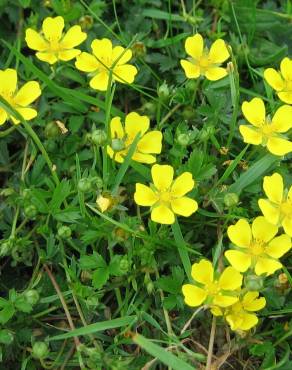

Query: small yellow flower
(75, 38), (138, 91)
(212, 291), (266, 331)
(225, 216), (291, 276)
(107, 112), (162, 164)
(180, 33), (230, 81)
(0, 69), (41, 125)
(25, 16), (87, 64)
(258, 173), (292, 237)
(264, 57), (292, 104)
(182, 260), (242, 308)
(96, 194), (113, 213)
(134, 164), (198, 224)
(239, 97), (292, 156)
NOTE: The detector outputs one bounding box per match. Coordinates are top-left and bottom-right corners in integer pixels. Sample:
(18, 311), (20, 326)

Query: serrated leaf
(92, 267), (109, 289)
(50, 180), (71, 212)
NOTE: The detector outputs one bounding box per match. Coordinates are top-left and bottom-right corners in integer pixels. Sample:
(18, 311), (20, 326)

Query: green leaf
(0, 329), (13, 345)
(49, 316), (137, 341)
(142, 9), (184, 21)
(132, 333), (195, 370)
(79, 252), (106, 270)
(92, 267), (110, 289)
(0, 298), (15, 324)
(53, 207), (81, 223)
(50, 180), (71, 212)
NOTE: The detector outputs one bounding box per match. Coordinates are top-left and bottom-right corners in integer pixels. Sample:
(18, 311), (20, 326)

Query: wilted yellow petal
(242, 98), (265, 127)
(151, 164), (173, 191)
(251, 216), (278, 242)
(151, 204), (175, 224)
(170, 197), (198, 217)
(224, 250), (251, 272)
(182, 284), (207, 307)
(208, 39), (229, 63)
(134, 184), (158, 206)
(184, 34), (203, 59)
(264, 68), (284, 91)
(191, 259), (213, 285)
(227, 219), (251, 248)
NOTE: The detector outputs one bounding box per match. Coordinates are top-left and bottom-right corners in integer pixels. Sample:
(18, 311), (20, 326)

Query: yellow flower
(239, 97), (292, 156)
(25, 16), (87, 65)
(75, 38), (138, 91)
(212, 291), (266, 331)
(0, 69), (41, 125)
(264, 57), (292, 104)
(134, 164), (198, 224)
(182, 260), (242, 308)
(225, 216), (291, 276)
(107, 112), (162, 164)
(180, 33), (230, 81)
(96, 194), (112, 213)
(258, 173), (292, 237)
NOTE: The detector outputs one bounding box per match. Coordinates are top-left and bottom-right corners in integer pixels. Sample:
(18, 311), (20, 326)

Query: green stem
(0, 125), (16, 137)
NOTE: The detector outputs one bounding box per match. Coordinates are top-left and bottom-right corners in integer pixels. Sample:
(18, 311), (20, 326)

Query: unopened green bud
(245, 275), (264, 291)
(90, 176), (103, 189)
(146, 281), (154, 294)
(57, 225), (72, 239)
(158, 82), (170, 100)
(177, 133), (190, 146)
(32, 341), (49, 359)
(78, 178), (92, 192)
(1, 240), (11, 256)
(25, 290), (40, 305)
(24, 204), (37, 218)
(182, 106), (195, 120)
(111, 138), (125, 152)
(119, 257), (129, 272)
(44, 121), (60, 138)
(224, 193), (239, 208)
(91, 130), (107, 146)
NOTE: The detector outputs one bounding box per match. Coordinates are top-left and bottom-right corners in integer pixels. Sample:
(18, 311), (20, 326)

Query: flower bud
(32, 341), (49, 359)
(90, 176), (103, 189)
(25, 290), (40, 305)
(96, 194), (112, 213)
(245, 274), (264, 291)
(132, 41), (146, 58)
(182, 106), (195, 120)
(57, 225), (72, 239)
(177, 133), (190, 146)
(224, 193), (239, 208)
(158, 82), (170, 100)
(79, 15), (94, 30)
(91, 130), (107, 146)
(24, 204), (38, 218)
(119, 257), (129, 272)
(111, 138), (125, 152)
(44, 121), (60, 138)
(78, 178), (92, 193)
(1, 240), (12, 256)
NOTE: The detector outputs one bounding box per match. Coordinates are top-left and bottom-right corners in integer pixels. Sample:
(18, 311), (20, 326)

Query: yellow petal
(25, 29), (48, 51)
(15, 107), (37, 121)
(241, 98), (265, 127)
(125, 112), (149, 138)
(151, 164), (173, 191)
(213, 295), (238, 307)
(59, 25), (87, 49)
(205, 67), (227, 81)
(263, 173), (283, 204)
(239, 125), (262, 145)
(226, 313), (244, 331)
(210, 306), (223, 316)
(170, 197), (198, 217)
(242, 292), (266, 311)
(0, 69), (17, 96)
(255, 257), (282, 276)
(42, 16), (64, 42)
(14, 81), (41, 106)
(251, 216), (278, 242)
(184, 34), (203, 59)
(0, 108), (8, 125)
(271, 105), (292, 132)
(191, 260), (213, 285)
(258, 199), (280, 225)
(151, 204), (175, 224)
(134, 184), (158, 206)
(283, 216), (292, 237)
(227, 312), (258, 331)
(280, 57), (292, 81)
(264, 68), (284, 91)
(89, 72), (109, 91)
(107, 146), (114, 159)
(267, 137), (292, 156)
(218, 266), (243, 290)
(137, 131), (162, 154)
(180, 60), (200, 79)
(224, 250), (251, 272)
(227, 219), (251, 248)
(182, 284), (207, 307)
(266, 234), (291, 258)
(278, 92), (292, 104)
(58, 49), (81, 61)
(112, 46), (132, 65)
(110, 116), (124, 139)
(132, 152), (156, 163)
(171, 172), (195, 197)
(91, 38), (112, 61)
(75, 52), (99, 72)
(113, 64), (137, 84)
(208, 39), (229, 63)
(36, 51), (58, 64)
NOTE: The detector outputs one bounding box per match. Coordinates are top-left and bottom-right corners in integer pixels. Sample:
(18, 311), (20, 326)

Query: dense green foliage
(0, 0), (292, 369)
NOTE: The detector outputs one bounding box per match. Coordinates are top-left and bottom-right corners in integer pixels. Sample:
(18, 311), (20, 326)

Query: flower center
(198, 55), (211, 69)
(206, 281), (219, 295)
(250, 239), (265, 256)
(159, 191), (172, 204)
(261, 122), (274, 136)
